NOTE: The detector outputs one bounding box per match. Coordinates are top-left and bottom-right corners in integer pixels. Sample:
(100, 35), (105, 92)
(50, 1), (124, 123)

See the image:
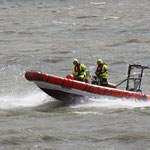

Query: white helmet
(73, 59), (79, 64)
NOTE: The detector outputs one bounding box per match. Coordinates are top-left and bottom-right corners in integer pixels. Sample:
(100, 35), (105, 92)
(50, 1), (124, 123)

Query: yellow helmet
(97, 59), (103, 65)
(73, 59), (79, 64)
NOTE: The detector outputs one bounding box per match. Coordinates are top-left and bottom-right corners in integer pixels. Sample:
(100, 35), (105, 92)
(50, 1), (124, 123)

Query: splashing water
(0, 92), (49, 109)
(70, 96), (150, 109)
(0, 89), (150, 110)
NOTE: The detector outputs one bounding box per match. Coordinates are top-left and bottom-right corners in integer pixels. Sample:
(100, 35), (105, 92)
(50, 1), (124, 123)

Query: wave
(0, 92), (49, 109)
(1, 90), (150, 111)
(107, 38), (142, 47)
(69, 96), (150, 109)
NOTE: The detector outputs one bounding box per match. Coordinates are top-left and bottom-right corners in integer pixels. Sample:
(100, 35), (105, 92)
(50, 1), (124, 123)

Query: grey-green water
(0, 0), (150, 149)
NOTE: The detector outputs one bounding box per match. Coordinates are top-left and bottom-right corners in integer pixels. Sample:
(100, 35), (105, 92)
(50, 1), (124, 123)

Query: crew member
(72, 59), (86, 81)
(95, 59), (108, 86)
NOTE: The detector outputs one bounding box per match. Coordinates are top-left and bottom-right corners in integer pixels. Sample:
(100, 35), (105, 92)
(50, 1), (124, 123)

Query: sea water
(0, 0), (150, 149)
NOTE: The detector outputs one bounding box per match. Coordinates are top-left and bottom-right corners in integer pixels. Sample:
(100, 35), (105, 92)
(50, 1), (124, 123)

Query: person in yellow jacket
(95, 59), (108, 86)
(72, 59), (86, 81)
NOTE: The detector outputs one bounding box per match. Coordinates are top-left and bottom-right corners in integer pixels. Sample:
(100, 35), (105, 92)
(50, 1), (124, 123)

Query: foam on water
(1, 92), (150, 110)
(70, 97), (150, 109)
(0, 92), (49, 109)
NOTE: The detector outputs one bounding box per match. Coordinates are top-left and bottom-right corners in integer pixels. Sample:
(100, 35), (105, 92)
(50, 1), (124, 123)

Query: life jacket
(73, 63), (86, 77)
(74, 63), (81, 73)
(95, 64), (108, 78)
(96, 64), (104, 73)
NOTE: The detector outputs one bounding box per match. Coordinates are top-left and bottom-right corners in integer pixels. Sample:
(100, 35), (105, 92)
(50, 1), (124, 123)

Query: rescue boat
(25, 64), (150, 102)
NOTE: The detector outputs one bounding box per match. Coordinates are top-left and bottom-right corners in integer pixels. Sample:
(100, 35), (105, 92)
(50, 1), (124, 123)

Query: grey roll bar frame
(126, 64), (149, 92)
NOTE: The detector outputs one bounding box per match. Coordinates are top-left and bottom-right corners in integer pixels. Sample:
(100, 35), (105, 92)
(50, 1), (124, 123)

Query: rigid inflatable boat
(25, 64), (150, 102)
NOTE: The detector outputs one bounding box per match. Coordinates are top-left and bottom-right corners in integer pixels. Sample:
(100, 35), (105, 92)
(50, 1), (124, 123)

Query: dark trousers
(100, 78), (108, 87)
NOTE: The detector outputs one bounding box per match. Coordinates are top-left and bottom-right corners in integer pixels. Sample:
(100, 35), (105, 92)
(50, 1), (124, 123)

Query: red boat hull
(25, 70), (150, 102)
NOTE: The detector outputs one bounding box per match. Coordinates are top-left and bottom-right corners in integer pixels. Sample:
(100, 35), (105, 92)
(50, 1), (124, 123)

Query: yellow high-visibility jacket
(73, 63), (86, 78)
(95, 64), (108, 79)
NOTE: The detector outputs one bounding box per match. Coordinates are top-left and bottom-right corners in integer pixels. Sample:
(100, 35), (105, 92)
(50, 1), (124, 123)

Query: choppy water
(0, 0), (150, 149)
